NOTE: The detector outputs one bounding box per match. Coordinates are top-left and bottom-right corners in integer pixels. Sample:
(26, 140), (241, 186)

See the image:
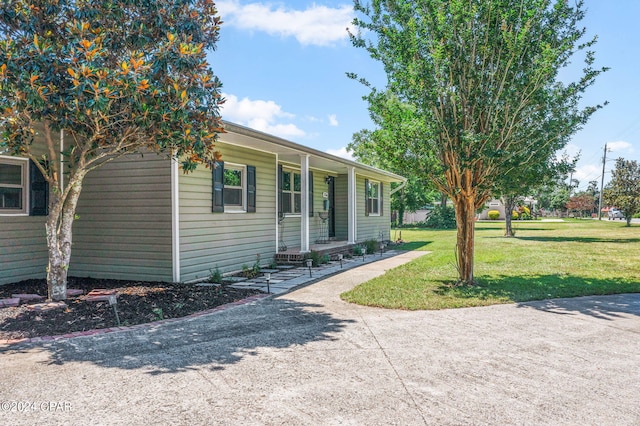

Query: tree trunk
(46, 173), (85, 301)
(503, 196), (516, 237)
(453, 193), (476, 285)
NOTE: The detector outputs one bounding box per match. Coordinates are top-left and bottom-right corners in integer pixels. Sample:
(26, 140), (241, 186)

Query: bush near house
(488, 210), (500, 220)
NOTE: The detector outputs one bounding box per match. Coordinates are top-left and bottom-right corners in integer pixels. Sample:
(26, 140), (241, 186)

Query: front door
(328, 177), (336, 238)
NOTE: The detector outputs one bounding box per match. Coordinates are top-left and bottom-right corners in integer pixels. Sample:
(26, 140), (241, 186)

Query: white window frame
(0, 156), (28, 216)
(282, 168), (302, 216)
(367, 180), (381, 216)
(223, 163), (246, 213)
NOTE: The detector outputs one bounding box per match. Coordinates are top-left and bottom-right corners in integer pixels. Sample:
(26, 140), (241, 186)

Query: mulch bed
(0, 277), (264, 341)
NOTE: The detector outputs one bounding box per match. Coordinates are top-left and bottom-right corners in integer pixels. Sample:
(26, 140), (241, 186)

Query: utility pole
(597, 143), (608, 220)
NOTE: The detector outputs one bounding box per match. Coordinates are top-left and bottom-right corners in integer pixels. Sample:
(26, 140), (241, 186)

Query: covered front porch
(274, 240), (356, 264)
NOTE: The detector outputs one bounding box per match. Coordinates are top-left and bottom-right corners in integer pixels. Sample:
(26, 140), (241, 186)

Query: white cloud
(328, 114), (339, 126)
(217, 1), (355, 46)
(326, 146), (355, 161)
(221, 93), (305, 138)
(606, 140), (634, 153)
(574, 164), (601, 183)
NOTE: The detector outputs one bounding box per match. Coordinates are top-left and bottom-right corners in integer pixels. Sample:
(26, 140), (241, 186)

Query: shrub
(363, 239), (379, 254)
(487, 210), (500, 220)
(512, 210), (519, 220)
(352, 245), (363, 256)
(209, 267), (222, 283)
(305, 250), (322, 266)
(424, 206), (457, 229)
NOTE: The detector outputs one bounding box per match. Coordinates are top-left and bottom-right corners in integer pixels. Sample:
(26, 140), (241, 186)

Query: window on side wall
(212, 161), (256, 213)
(0, 157), (49, 217)
(365, 179), (383, 216)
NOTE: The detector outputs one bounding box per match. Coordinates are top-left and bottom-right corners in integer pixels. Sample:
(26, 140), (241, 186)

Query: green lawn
(341, 220), (640, 310)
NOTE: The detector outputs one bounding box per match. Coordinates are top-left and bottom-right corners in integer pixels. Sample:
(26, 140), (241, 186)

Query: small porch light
(265, 272), (271, 294)
(337, 253), (343, 268)
(306, 258), (313, 277)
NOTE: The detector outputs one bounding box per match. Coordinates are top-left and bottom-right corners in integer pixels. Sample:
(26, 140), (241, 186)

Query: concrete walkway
(1, 251), (640, 425)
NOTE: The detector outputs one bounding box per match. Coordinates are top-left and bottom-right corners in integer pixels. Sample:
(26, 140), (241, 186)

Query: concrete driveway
(1, 251), (639, 425)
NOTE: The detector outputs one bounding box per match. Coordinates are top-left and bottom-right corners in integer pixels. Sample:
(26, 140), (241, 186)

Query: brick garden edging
(0, 293), (269, 346)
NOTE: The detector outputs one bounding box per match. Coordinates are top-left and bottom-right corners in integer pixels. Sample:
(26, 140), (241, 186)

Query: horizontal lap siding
(277, 170), (327, 250)
(356, 175), (391, 242)
(334, 175), (349, 240)
(70, 153), (173, 281)
(0, 217), (48, 285)
(179, 144), (277, 281)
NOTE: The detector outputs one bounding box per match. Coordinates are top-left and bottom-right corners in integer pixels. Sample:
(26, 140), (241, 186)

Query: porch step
(275, 243), (356, 265)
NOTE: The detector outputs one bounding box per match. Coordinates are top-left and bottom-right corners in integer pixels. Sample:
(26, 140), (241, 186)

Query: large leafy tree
(350, 0), (606, 284)
(0, 0), (223, 300)
(604, 158), (640, 227)
(348, 92), (437, 225)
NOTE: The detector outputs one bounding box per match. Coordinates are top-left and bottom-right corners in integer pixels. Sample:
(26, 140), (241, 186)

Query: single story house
(0, 121), (405, 285)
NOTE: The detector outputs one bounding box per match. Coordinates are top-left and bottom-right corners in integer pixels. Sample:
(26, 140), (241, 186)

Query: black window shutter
(278, 164), (283, 216)
(29, 160), (49, 216)
(247, 165), (256, 213)
(380, 182), (383, 216)
(309, 171), (314, 217)
(212, 161), (224, 212)
(364, 178), (370, 216)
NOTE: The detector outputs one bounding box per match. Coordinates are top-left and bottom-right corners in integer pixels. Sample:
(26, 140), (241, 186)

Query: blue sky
(209, 1), (640, 191)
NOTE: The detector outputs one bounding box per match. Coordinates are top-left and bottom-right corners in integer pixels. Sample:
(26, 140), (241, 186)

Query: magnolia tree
(0, 0), (224, 300)
(350, 0), (606, 284)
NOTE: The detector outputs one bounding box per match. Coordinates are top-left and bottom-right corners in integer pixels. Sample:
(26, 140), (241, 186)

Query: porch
(274, 240), (356, 264)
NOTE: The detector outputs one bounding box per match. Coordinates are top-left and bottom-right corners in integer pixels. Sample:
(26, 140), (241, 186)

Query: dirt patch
(0, 277), (264, 341)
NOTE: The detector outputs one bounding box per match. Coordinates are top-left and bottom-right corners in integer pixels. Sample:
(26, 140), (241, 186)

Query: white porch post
(348, 166), (356, 243)
(275, 154), (279, 253)
(171, 156), (181, 282)
(300, 154), (310, 252)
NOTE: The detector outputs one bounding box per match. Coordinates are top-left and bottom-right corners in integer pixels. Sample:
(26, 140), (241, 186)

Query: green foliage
(424, 206), (456, 229)
(604, 158), (640, 227)
(209, 267), (222, 284)
(352, 246), (363, 256)
(487, 210), (500, 220)
(511, 211), (519, 220)
(349, 0), (607, 284)
(0, 0), (224, 297)
(363, 239), (378, 255)
(305, 251), (322, 267)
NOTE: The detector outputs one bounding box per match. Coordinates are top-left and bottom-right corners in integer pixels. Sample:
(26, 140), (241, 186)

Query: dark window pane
(0, 187), (22, 209)
(282, 194), (292, 213)
(294, 193), (301, 213)
(223, 188), (242, 206)
(294, 173), (301, 192)
(283, 171), (291, 191)
(0, 164), (22, 185)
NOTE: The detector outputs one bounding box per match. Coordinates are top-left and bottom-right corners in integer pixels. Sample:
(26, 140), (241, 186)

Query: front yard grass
(341, 220), (640, 310)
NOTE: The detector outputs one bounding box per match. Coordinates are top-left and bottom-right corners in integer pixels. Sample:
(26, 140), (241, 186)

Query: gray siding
(70, 153), (173, 281)
(179, 144), (277, 281)
(0, 216), (48, 285)
(356, 175), (391, 242)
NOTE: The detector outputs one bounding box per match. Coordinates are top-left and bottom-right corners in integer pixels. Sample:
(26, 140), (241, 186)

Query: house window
(212, 161), (256, 213)
(0, 157), (27, 214)
(279, 167), (313, 216)
(281, 169), (301, 214)
(365, 179), (383, 216)
(223, 165), (245, 210)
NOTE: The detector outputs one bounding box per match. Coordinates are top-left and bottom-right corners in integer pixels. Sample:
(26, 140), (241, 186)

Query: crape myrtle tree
(349, 0), (606, 284)
(496, 151), (579, 237)
(604, 158), (640, 227)
(348, 92), (438, 226)
(0, 0), (224, 300)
